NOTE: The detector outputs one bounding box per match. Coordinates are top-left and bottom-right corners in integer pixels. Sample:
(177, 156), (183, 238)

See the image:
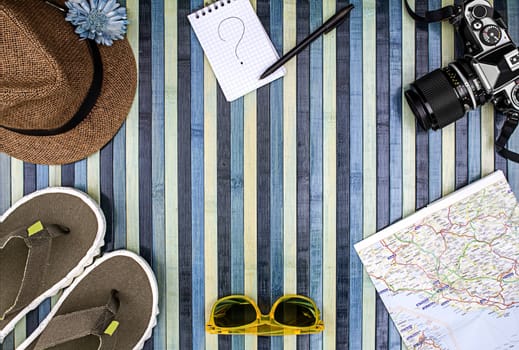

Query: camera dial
(480, 24), (502, 45)
(471, 5), (487, 19)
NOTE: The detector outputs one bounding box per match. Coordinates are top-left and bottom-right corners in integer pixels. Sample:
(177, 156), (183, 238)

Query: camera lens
(405, 60), (484, 131)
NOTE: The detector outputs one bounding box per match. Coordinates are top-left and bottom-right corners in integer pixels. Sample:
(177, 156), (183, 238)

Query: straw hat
(0, 0), (137, 164)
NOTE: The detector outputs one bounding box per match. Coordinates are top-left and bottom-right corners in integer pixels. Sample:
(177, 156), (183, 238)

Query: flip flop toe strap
(0, 222), (70, 320)
(33, 290), (120, 350)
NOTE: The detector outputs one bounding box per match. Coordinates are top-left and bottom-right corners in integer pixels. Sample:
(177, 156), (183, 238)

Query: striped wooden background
(1, 0), (519, 349)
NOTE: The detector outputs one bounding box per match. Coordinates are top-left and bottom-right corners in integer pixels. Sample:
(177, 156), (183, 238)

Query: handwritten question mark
(218, 17), (245, 65)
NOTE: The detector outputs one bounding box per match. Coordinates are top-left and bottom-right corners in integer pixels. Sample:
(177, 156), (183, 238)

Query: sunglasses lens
(213, 297), (257, 327)
(274, 297), (317, 327)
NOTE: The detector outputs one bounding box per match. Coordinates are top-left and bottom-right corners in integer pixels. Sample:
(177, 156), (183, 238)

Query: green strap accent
(27, 221), (44, 236)
(104, 320), (119, 336)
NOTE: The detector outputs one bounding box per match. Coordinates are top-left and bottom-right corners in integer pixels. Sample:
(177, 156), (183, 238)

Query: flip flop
(18, 250), (159, 350)
(0, 188), (106, 342)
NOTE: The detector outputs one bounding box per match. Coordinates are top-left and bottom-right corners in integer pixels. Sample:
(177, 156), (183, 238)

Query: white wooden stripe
(87, 153), (100, 204)
(402, 0), (416, 218)
(11, 159), (24, 347)
(441, 0), (455, 196)
(164, 1), (179, 348)
(362, 1), (377, 349)
(283, 1), (297, 350)
(126, 0), (140, 252)
(203, 56), (218, 350)
(323, 0), (337, 349)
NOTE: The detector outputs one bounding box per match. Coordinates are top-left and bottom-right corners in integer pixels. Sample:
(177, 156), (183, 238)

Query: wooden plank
(283, 1), (297, 349)
(349, 0), (364, 348)
(441, 0), (455, 196)
(309, 0), (323, 349)
(203, 56), (218, 350)
(126, 0), (140, 253)
(164, 0), (179, 348)
(323, 0), (337, 349)
(151, 0), (166, 347)
(11, 159), (24, 348)
(362, 0), (377, 349)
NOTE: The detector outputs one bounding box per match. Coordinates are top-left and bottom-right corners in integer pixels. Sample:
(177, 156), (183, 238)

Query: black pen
(260, 4), (354, 79)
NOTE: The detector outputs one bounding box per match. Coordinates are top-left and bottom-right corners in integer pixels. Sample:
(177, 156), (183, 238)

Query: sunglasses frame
(206, 294), (325, 336)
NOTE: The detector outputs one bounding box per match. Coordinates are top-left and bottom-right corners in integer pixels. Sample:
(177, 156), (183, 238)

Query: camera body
(405, 0), (519, 131)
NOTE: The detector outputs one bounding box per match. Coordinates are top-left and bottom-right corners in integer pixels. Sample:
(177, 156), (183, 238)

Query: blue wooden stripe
(151, 0), (166, 348)
(388, 0), (402, 348)
(295, 0), (310, 295)
(349, 1), (363, 349)
(231, 96), (244, 296)
(61, 164), (75, 187)
(467, 109), (482, 183)
(268, 4), (284, 350)
(217, 87), (232, 350)
(138, 2), (153, 349)
(112, 126), (127, 250)
(309, 1), (323, 349)
(507, 0), (519, 193)
(23, 163), (38, 336)
(100, 143), (114, 252)
(428, 0), (442, 202)
(35, 165), (51, 324)
(375, 0), (390, 348)
(296, 2), (311, 348)
(178, 0), (193, 348)
(138, 0), (153, 264)
(254, 5), (271, 344)
(269, 2), (283, 350)
(494, 0), (508, 176)
(256, 4), (272, 327)
(452, 33), (468, 192)
(74, 160), (87, 192)
(415, 0), (429, 209)
(190, 1), (205, 349)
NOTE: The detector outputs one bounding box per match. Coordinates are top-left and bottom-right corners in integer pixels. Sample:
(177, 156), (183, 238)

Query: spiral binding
(194, 0), (236, 18)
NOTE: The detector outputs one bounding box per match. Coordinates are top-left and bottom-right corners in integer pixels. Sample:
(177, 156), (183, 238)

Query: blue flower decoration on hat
(65, 0), (128, 46)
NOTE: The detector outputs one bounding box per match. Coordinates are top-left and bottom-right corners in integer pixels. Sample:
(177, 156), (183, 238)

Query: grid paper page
(188, 0), (285, 101)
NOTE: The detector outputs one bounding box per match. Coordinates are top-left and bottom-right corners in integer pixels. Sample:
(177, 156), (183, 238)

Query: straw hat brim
(0, 39), (137, 165)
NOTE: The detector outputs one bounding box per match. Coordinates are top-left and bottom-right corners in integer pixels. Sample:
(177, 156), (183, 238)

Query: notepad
(188, 0), (286, 101)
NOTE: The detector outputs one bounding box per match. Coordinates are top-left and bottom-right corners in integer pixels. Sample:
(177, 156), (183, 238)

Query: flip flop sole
(19, 250), (159, 350)
(0, 187), (106, 342)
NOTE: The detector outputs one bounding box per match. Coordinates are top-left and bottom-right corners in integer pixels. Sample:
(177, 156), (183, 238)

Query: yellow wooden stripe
(362, 1), (377, 349)
(402, 0), (416, 218)
(126, 0), (140, 252)
(87, 153), (100, 204)
(283, 1), (297, 350)
(441, 0), (455, 196)
(481, 0), (494, 176)
(11, 159), (24, 347)
(164, 1), (179, 349)
(203, 56), (218, 350)
(323, 0), (337, 349)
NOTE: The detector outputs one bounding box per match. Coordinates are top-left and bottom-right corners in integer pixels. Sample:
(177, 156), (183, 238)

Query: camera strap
(495, 114), (519, 163)
(403, 0), (457, 23)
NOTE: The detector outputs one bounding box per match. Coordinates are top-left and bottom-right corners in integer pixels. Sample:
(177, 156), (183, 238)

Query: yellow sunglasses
(206, 295), (324, 336)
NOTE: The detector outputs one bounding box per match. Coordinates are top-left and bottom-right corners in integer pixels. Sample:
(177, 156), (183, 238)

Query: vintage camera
(405, 0), (519, 159)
